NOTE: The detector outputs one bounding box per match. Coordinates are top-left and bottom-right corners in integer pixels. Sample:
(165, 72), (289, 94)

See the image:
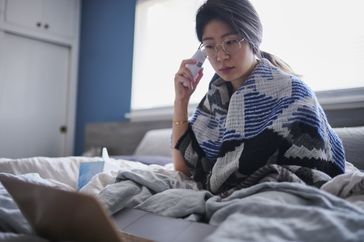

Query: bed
(1, 121), (364, 242)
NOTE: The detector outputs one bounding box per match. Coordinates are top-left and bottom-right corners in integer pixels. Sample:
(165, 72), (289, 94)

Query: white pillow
(134, 128), (172, 157)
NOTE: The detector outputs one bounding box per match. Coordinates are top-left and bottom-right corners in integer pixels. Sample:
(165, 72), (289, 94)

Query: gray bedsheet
(204, 182), (364, 242)
(1, 169), (364, 241)
(99, 168), (364, 242)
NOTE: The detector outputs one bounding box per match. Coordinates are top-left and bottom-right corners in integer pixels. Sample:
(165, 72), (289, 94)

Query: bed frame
(85, 120), (172, 155)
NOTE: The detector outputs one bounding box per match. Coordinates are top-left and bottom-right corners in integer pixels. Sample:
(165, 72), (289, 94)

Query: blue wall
(75, 0), (136, 155)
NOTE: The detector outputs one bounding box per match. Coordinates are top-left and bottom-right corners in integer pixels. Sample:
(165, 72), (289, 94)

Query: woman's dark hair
(196, 0), (296, 75)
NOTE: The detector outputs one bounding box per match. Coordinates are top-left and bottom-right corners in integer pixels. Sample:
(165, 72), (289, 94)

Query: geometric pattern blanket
(176, 58), (345, 194)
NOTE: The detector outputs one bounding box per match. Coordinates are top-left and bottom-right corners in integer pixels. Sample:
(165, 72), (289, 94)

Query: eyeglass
(200, 38), (245, 58)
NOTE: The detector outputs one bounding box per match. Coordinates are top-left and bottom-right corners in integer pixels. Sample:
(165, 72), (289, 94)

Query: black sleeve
(175, 124), (214, 186)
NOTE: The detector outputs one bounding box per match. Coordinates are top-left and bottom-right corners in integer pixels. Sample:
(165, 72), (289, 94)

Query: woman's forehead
(202, 19), (237, 41)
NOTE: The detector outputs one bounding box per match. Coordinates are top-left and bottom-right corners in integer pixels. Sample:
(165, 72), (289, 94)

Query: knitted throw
(176, 59), (345, 193)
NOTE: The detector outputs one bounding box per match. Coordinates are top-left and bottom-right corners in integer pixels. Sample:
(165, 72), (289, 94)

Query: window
(131, 0), (364, 112)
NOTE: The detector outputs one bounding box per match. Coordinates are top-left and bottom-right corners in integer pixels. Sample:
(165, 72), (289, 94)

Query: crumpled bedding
(0, 159), (173, 242)
(1, 165), (364, 242)
(98, 166), (364, 242)
(204, 182), (364, 242)
(321, 171), (364, 207)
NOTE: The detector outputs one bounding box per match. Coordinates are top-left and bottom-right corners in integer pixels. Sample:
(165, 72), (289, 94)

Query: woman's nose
(216, 46), (229, 61)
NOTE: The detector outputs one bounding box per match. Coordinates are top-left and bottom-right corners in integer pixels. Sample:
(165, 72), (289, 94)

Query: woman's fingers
(192, 68), (204, 89)
(174, 58), (203, 97)
(179, 69), (194, 82)
(179, 59), (196, 69)
(175, 64), (195, 89)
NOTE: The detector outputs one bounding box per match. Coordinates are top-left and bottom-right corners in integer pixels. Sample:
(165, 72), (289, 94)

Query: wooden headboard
(85, 120), (172, 155)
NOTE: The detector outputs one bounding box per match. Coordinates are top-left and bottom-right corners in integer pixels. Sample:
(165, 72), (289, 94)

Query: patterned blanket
(177, 58), (345, 193)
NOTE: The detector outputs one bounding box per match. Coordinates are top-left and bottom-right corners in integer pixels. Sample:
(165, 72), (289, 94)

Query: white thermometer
(184, 49), (206, 88)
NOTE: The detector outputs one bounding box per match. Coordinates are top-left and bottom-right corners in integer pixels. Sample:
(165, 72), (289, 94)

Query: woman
(172, 0), (345, 194)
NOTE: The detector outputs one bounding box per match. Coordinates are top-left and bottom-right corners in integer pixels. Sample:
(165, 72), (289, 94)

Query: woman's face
(202, 19), (257, 89)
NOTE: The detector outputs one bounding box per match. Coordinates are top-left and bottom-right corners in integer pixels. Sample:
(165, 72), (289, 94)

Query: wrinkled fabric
(99, 168), (364, 242)
(321, 171), (364, 208)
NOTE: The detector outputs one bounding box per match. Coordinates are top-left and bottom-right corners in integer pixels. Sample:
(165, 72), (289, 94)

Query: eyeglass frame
(199, 38), (246, 58)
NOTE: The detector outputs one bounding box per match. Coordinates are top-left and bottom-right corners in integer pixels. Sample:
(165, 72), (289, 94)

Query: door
(0, 31), (70, 158)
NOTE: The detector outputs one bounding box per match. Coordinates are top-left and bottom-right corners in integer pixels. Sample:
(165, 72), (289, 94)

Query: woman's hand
(173, 59), (202, 176)
(174, 59), (203, 103)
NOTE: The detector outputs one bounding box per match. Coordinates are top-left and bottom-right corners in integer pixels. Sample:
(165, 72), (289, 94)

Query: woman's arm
(172, 99), (190, 175)
(172, 59), (203, 176)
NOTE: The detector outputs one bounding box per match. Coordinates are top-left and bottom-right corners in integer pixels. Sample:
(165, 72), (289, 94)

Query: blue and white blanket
(177, 58), (345, 193)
